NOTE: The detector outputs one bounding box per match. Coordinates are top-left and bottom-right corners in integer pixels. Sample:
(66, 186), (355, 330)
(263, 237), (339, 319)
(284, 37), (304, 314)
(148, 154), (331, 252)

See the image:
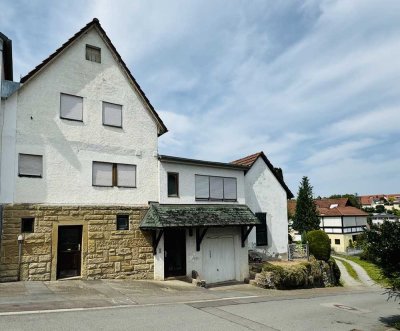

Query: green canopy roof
(140, 204), (261, 229)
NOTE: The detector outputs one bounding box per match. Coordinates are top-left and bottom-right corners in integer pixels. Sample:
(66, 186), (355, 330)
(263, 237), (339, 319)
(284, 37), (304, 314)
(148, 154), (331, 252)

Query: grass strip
(339, 255), (391, 287)
(337, 258), (359, 281)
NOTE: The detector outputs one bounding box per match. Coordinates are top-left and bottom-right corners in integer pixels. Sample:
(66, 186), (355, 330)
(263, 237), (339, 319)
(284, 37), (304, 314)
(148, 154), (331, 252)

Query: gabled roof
(314, 198), (350, 209)
(232, 151), (294, 199)
(140, 204), (261, 229)
(19, 18), (167, 136)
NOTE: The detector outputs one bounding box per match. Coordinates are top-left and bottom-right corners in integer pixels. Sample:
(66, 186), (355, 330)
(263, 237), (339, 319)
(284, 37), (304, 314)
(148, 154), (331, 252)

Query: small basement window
(167, 172), (179, 197)
(18, 154), (43, 178)
(86, 45), (101, 63)
(335, 239), (340, 245)
(21, 218), (34, 233)
(116, 215), (129, 230)
(103, 102), (122, 128)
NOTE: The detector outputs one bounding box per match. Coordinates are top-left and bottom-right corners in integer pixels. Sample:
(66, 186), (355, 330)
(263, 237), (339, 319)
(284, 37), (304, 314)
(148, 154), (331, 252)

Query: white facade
(1, 27), (160, 205)
(159, 161), (245, 204)
(154, 227), (249, 283)
(244, 157), (289, 255)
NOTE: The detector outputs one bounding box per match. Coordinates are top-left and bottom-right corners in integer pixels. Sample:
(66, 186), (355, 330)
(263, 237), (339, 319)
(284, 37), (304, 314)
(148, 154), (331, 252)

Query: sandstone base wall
(0, 204), (153, 282)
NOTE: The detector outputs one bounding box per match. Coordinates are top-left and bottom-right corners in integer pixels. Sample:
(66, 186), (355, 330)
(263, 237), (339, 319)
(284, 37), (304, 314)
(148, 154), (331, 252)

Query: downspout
(0, 204), (3, 254)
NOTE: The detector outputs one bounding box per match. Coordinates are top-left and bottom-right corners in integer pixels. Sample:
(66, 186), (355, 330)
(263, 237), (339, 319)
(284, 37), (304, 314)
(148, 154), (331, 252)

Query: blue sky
(1, 0), (399, 197)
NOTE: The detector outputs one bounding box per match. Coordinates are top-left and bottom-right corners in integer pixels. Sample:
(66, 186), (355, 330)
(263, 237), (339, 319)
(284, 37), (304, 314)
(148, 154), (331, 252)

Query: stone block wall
(0, 204), (153, 282)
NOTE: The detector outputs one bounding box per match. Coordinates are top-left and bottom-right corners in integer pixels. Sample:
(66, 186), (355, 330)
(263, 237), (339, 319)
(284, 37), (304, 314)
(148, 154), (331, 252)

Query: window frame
(102, 101), (123, 128)
(59, 93), (84, 122)
(167, 172), (179, 197)
(18, 153), (43, 178)
(194, 175), (237, 202)
(255, 212), (268, 246)
(92, 161), (136, 188)
(85, 44), (101, 63)
(116, 215), (129, 231)
(21, 218), (35, 233)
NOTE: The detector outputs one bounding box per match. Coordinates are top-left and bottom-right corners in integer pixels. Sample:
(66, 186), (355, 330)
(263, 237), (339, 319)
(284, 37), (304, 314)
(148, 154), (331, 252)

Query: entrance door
(202, 236), (235, 283)
(164, 229), (186, 278)
(57, 225), (82, 279)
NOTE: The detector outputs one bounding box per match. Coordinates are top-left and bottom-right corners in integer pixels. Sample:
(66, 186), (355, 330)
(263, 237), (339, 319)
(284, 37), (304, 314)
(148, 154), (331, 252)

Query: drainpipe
(0, 205), (3, 252)
(17, 234), (23, 281)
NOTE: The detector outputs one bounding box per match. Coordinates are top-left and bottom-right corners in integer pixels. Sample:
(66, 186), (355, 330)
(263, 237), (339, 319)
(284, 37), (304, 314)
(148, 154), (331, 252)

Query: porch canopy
(140, 204), (261, 253)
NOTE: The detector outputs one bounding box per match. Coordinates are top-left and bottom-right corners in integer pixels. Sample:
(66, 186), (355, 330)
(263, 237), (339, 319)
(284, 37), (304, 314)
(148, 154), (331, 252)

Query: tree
(329, 193), (360, 208)
(375, 205), (385, 213)
(292, 176), (320, 234)
(365, 221), (400, 300)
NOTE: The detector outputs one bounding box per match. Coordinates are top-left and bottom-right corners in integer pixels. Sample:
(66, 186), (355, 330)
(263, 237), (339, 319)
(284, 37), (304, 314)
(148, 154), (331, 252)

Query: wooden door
(57, 225), (82, 279)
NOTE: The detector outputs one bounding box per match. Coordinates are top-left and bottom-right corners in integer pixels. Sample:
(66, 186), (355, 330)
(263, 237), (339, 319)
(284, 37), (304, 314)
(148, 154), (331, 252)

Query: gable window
(255, 212), (268, 246)
(103, 102), (122, 128)
(195, 175), (237, 201)
(86, 45), (101, 63)
(167, 172), (179, 197)
(116, 215), (129, 230)
(60, 93), (83, 121)
(92, 161), (136, 187)
(21, 218), (34, 233)
(18, 154), (43, 178)
(335, 239), (340, 245)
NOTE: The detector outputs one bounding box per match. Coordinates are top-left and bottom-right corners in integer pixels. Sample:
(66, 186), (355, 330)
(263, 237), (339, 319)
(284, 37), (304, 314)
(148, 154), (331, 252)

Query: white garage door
(202, 236), (235, 283)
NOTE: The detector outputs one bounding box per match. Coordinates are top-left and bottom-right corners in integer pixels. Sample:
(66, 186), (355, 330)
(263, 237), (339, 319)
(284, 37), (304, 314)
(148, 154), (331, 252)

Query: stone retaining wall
(0, 204), (153, 282)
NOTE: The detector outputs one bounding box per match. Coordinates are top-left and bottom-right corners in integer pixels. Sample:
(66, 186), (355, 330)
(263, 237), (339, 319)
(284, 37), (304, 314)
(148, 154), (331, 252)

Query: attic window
(86, 45), (101, 63)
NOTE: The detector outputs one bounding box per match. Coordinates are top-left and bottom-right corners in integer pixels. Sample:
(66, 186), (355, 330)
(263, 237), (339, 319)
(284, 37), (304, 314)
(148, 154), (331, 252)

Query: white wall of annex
(0, 93), (17, 203)
(159, 162), (245, 204)
(13, 27), (159, 205)
(244, 157), (288, 255)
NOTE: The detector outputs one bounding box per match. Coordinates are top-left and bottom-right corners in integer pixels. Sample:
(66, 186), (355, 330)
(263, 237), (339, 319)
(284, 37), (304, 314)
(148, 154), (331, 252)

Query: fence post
(306, 242), (309, 261)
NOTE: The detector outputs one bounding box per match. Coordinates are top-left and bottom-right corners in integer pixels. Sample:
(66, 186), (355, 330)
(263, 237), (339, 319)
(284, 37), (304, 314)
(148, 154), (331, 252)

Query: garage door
(202, 236), (235, 283)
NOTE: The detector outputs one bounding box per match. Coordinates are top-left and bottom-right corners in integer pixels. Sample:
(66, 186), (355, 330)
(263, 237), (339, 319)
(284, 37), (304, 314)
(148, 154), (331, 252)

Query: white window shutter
(223, 177), (237, 200)
(210, 177), (223, 199)
(92, 162), (113, 186)
(103, 102), (122, 127)
(19, 154), (43, 177)
(117, 164), (136, 187)
(195, 175), (209, 199)
(60, 94), (83, 121)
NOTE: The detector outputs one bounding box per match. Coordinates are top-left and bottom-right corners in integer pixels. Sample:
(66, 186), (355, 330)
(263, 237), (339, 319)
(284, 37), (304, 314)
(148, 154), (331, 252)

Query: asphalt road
(1, 288), (399, 331)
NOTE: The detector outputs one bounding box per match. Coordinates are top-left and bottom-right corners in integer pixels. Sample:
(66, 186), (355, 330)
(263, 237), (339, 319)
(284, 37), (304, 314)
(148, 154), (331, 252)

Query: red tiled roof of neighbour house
(287, 200), (297, 217)
(19, 18), (168, 136)
(314, 198), (350, 208)
(319, 206), (368, 217)
(359, 194), (400, 205)
(231, 151), (294, 198)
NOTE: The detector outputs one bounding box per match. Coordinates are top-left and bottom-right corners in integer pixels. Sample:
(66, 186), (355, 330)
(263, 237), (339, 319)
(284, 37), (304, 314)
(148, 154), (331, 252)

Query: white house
(0, 19), (293, 284)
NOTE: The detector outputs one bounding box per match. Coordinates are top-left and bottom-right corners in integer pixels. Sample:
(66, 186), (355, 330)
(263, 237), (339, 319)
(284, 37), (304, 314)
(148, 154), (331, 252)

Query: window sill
(103, 124), (123, 129)
(60, 117), (83, 123)
(18, 174), (42, 178)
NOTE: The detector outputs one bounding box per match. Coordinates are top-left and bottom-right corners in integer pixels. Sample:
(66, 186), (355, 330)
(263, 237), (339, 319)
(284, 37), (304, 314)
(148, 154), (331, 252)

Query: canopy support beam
(241, 225), (254, 247)
(196, 227), (208, 251)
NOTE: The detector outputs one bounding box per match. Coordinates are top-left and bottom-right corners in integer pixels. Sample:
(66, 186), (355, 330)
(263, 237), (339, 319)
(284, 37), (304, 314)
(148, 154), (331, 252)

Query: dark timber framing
(152, 230), (164, 255)
(196, 228), (208, 251)
(241, 225), (254, 247)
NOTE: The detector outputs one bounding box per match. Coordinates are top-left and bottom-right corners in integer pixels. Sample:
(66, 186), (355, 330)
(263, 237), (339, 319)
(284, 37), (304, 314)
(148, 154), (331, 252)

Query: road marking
(0, 295), (260, 317)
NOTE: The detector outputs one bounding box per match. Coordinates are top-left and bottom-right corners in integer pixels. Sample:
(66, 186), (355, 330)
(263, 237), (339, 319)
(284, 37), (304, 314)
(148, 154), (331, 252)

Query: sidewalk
(0, 279), (371, 314)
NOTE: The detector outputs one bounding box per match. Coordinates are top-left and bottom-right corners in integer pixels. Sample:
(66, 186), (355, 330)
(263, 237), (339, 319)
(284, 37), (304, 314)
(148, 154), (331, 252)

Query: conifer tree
(292, 176), (320, 233)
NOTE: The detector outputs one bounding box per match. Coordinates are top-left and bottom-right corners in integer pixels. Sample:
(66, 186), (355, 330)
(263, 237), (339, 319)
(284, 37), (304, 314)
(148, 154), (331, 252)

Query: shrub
(306, 230), (331, 261)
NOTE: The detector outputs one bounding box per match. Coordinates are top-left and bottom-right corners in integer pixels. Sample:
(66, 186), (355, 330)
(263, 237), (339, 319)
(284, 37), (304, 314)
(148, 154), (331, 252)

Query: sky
(1, 0), (399, 197)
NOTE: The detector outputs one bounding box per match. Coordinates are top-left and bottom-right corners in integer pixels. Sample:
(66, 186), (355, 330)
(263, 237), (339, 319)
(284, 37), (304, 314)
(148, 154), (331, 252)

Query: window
(255, 212), (268, 246)
(168, 172), (179, 197)
(103, 102), (122, 128)
(195, 175), (237, 201)
(92, 162), (136, 187)
(335, 239), (340, 245)
(86, 45), (101, 63)
(116, 215), (129, 230)
(60, 93), (83, 121)
(21, 218), (34, 233)
(18, 154), (43, 177)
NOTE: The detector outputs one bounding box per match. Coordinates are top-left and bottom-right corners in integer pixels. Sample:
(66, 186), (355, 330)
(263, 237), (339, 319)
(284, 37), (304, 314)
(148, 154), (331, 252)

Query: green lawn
(339, 255), (391, 287)
(336, 258), (359, 281)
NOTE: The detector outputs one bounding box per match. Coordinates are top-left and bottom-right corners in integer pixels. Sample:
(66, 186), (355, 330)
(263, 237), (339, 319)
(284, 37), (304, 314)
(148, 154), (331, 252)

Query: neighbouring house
(0, 19), (292, 283)
(370, 212), (399, 226)
(288, 198), (368, 253)
(359, 194), (400, 211)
